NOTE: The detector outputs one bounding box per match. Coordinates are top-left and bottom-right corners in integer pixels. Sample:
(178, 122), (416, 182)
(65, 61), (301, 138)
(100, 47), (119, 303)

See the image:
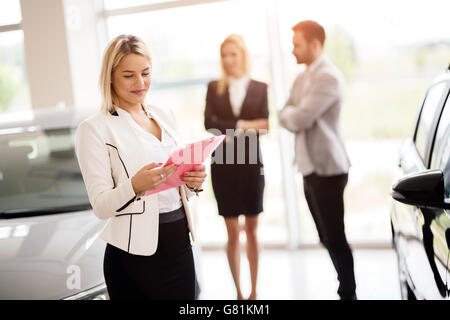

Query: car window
(0, 128), (90, 215)
(430, 96), (450, 199)
(415, 82), (447, 161)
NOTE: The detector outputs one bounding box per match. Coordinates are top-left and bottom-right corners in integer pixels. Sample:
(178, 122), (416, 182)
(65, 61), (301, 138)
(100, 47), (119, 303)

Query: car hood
(0, 210), (106, 299)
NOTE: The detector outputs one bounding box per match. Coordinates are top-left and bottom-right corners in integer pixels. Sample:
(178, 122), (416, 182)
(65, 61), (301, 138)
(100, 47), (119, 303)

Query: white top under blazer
(115, 106), (182, 213)
(75, 105), (195, 256)
(228, 75), (250, 117)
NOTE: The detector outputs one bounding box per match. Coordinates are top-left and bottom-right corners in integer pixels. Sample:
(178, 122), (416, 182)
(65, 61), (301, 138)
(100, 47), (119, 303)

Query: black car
(391, 65), (450, 300)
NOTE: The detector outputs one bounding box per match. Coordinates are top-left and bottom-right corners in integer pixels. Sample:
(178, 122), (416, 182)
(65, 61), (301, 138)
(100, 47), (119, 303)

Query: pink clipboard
(145, 135), (226, 195)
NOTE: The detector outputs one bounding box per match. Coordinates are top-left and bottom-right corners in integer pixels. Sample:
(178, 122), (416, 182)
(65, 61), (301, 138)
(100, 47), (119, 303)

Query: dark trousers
(303, 172), (356, 298)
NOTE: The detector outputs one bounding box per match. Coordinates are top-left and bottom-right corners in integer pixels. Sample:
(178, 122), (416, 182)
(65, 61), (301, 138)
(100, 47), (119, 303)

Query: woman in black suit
(204, 34), (269, 300)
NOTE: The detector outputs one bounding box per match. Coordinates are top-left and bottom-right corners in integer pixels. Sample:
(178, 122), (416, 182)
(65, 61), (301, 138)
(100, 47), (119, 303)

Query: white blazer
(75, 105), (195, 256)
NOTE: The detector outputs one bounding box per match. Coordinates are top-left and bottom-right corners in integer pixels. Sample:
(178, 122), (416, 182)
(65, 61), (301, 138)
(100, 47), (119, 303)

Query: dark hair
(292, 20), (326, 46)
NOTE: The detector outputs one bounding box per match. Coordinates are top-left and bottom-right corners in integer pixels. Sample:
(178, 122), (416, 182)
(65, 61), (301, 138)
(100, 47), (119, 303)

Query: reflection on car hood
(0, 105), (92, 132)
(0, 209), (106, 299)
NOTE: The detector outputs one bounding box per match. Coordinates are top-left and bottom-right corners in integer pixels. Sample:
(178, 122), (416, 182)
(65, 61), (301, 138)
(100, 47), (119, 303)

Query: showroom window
(101, 0), (450, 247)
(276, 0), (450, 244)
(102, 0), (289, 246)
(104, 0), (177, 10)
(0, 0), (31, 116)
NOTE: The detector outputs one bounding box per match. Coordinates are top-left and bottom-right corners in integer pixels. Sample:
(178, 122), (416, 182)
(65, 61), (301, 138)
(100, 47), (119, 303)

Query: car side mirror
(391, 169), (450, 210)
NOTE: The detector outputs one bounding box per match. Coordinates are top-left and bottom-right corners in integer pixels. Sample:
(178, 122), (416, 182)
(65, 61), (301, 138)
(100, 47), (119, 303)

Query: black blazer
(204, 79), (268, 169)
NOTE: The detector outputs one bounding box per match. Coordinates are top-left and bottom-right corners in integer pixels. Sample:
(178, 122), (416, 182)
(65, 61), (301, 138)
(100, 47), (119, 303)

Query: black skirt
(103, 209), (195, 300)
(211, 162), (265, 217)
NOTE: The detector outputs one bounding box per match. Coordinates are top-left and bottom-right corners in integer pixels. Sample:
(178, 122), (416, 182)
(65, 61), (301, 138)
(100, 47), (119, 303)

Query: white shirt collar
(115, 106), (131, 118)
(228, 74), (250, 86)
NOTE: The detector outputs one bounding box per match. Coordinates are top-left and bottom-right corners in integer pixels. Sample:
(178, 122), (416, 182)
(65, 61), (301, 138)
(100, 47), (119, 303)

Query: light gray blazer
(278, 55), (351, 176)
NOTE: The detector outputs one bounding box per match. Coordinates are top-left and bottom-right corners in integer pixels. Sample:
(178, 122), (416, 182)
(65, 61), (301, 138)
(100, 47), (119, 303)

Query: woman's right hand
(131, 163), (176, 194)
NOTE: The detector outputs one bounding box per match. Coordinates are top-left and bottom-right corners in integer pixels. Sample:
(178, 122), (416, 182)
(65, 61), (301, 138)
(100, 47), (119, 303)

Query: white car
(0, 109), (107, 299)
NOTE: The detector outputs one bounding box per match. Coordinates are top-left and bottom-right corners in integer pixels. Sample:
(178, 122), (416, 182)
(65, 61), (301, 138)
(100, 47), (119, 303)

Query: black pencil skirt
(210, 134), (265, 217)
(103, 210), (195, 300)
(211, 163), (265, 217)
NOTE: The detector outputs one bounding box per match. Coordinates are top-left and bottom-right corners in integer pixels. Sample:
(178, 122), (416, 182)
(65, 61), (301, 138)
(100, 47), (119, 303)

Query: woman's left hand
(183, 165), (207, 189)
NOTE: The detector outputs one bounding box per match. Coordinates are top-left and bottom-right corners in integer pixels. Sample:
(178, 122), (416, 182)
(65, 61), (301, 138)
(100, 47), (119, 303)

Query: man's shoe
(340, 293), (357, 300)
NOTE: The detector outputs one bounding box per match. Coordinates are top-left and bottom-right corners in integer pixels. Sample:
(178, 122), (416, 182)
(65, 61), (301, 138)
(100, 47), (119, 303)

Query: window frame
(413, 80), (449, 168)
(429, 89), (450, 167)
(428, 88), (450, 200)
(0, 1), (27, 114)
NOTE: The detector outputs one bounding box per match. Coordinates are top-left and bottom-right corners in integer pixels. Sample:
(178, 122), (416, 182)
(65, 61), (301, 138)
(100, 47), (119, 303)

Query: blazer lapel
(107, 112), (148, 176)
(145, 106), (182, 145)
(309, 55), (328, 81)
(224, 86), (238, 120)
(238, 80), (254, 119)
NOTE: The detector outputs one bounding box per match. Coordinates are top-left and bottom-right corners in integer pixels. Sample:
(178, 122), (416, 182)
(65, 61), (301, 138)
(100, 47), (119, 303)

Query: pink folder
(145, 135), (226, 195)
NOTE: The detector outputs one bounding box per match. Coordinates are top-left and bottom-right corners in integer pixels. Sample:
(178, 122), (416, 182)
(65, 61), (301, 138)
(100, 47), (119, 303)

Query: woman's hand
(131, 163), (176, 194)
(183, 165), (207, 189)
(237, 119), (269, 134)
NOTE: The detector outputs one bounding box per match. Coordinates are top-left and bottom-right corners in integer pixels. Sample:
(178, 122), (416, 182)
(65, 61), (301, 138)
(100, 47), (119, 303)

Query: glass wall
(277, 0), (450, 243)
(102, 0), (450, 246)
(104, 0), (289, 246)
(0, 0), (32, 117)
(104, 0), (178, 10)
(0, 0), (22, 25)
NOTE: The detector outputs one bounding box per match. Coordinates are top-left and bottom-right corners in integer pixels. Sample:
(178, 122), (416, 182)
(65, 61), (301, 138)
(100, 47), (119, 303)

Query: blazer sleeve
(279, 72), (302, 112)
(204, 82), (238, 134)
(278, 73), (339, 133)
(75, 121), (137, 220)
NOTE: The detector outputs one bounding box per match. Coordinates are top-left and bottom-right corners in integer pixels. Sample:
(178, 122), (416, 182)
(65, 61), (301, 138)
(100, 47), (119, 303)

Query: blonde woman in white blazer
(75, 34), (206, 300)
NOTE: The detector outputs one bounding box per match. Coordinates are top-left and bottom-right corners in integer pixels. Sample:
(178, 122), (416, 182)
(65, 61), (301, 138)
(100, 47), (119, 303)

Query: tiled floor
(197, 247), (401, 300)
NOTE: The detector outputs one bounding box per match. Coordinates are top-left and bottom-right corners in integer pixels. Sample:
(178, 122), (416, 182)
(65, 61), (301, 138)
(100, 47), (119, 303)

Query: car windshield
(0, 127), (90, 217)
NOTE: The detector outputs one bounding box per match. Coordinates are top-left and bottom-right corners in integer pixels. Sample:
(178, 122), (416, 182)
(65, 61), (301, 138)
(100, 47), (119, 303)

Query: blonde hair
(99, 34), (151, 114)
(217, 34), (251, 96)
